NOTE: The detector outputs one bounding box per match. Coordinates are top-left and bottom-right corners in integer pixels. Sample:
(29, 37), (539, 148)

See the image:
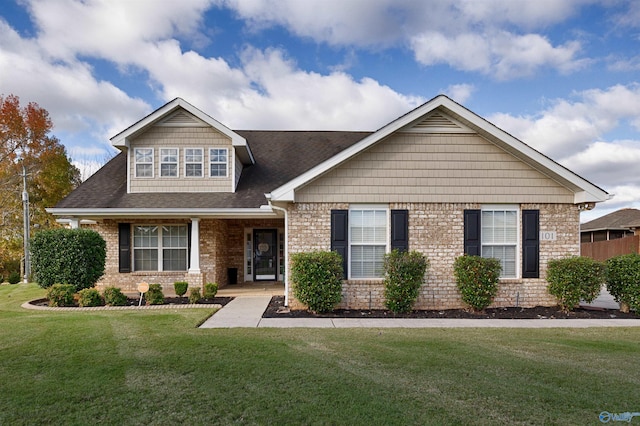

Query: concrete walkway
(199, 293), (640, 329)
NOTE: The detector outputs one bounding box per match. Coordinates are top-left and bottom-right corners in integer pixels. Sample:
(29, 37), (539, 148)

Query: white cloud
(442, 84), (475, 104)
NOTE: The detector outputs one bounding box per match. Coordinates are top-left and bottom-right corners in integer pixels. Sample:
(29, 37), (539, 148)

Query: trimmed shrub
(103, 287), (128, 307)
(145, 284), (165, 305)
(454, 255), (501, 311)
(606, 253), (640, 313)
(204, 282), (218, 299)
(383, 250), (429, 313)
(78, 288), (105, 307)
(291, 251), (343, 313)
(547, 256), (605, 313)
(8, 271), (21, 284)
(47, 284), (75, 307)
(31, 228), (106, 291)
(174, 281), (188, 297)
(188, 288), (202, 304)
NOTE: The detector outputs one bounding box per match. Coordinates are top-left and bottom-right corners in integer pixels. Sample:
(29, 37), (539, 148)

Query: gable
(295, 131), (574, 204)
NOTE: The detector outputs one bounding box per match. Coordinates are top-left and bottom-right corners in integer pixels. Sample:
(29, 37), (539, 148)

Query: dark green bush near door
(291, 251), (343, 313)
(383, 250), (429, 313)
(605, 253), (640, 313)
(547, 256), (605, 313)
(31, 228), (106, 291)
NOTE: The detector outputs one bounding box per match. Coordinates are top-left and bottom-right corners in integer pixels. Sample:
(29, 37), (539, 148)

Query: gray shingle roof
(55, 130), (370, 210)
(581, 208), (640, 231)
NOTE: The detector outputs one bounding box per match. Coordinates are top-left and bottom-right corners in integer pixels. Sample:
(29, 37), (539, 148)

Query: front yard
(1, 284), (639, 425)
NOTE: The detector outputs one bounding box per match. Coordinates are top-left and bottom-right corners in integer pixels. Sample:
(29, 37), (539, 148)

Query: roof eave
(46, 206), (278, 219)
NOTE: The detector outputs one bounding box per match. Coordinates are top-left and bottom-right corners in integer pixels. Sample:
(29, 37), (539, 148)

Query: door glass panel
(254, 230), (277, 280)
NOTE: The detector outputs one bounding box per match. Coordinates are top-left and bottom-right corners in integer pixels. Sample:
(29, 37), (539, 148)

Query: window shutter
(187, 222), (192, 269)
(391, 209), (409, 252)
(331, 210), (348, 279)
(464, 210), (481, 256)
(522, 209), (540, 278)
(118, 223), (131, 273)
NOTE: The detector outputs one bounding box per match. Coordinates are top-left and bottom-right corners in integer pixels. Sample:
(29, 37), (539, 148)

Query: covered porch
(216, 281), (284, 297)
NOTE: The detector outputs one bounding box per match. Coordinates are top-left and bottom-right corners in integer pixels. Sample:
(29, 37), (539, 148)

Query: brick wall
(286, 202), (580, 310)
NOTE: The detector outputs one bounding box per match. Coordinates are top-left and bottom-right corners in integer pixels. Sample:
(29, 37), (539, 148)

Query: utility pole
(21, 164), (30, 283)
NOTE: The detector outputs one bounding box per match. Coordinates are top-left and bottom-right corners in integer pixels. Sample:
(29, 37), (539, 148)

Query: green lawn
(1, 284), (638, 425)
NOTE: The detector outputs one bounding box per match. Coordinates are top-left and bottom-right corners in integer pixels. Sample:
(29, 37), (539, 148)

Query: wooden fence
(581, 235), (640, 261)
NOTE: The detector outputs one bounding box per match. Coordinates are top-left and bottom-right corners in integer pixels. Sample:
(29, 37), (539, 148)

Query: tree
(0, 94), (81, 276)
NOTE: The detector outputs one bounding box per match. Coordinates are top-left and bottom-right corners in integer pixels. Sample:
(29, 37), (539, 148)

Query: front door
(254, 229), (277, 281)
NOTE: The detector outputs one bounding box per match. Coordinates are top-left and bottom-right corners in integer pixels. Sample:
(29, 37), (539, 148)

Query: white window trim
(184, 147), (204, 178)
(209, 147), (228, 178)
(159, 147), (179, 178)
(481, 204), (520, 279)
(134, 147), (154, 178)
(348, 204), (389, 280)
(133, 224), (189, 272)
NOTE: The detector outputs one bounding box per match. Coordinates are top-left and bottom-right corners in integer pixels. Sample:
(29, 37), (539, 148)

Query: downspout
(267, 199), (289, 306)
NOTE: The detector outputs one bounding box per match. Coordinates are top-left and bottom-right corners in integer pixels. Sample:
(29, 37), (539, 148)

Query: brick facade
(286, 202), (580, 310)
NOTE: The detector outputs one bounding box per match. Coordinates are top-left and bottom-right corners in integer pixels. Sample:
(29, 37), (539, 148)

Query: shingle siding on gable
(295, 133), (574, 204)
(129, 126), (233, 193)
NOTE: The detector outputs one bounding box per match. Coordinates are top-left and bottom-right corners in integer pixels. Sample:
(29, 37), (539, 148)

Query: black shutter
(331, 210), (348, 279)
(118, 223), (131, 273)
(522, 209), (540, 278)
(464, 210), (481, 256)
(187, 222), (192, 269)
(391, 209), (409, 252)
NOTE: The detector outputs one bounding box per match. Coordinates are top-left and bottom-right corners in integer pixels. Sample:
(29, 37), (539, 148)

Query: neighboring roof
(51, 131), (370, 217)
(581, 208), (640, 232)
(267, 94), (610, 205)
(110, 98), (255, 165)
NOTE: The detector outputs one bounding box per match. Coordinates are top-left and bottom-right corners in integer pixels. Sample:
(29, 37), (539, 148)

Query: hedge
(547, 256), (605, 313)
(383, 250), (429, 313)
(291, 251), (343, 313)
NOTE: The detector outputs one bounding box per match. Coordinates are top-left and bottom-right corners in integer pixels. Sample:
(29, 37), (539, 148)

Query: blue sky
(1, 0), (640, 221)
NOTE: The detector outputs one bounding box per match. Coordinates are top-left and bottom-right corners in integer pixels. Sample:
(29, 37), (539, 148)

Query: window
(160, 148), (178, 177)
(185, 148), (203, 177)
(481, 207), (518, 278)
(135, 148), (153, 178)
(133, 225), (188, 271)
(209, 148), (227, 177)
(349, 207), (388, 278)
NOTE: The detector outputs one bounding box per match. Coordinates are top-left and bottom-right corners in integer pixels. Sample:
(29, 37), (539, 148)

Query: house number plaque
(539, 231), (557, 241)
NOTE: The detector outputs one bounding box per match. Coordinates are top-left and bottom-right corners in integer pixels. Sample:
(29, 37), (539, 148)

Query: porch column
(189, 218), (201, 274)
(69, 218), (80, 229)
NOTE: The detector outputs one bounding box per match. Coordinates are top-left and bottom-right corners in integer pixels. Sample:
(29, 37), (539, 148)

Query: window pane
(134, 226), (158, 247)
(186, 163), (202, 177)
(136, 164), (152, 177)
(135, 148), (152, 163)
(186, 149), (202, 162)
(134, 249), (158, 271)
(163, 249), (187, 271)
(161, 164), (177, 177)
(210, 163), (226, 177)
(162, 226), (187, 248)
(351, 245), (385, 278)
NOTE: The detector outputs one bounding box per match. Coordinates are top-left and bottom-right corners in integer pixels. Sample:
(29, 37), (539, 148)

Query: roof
(581, 208), (640, 232)
(51, 130), (370, 217)
(268, 94), (610, 205)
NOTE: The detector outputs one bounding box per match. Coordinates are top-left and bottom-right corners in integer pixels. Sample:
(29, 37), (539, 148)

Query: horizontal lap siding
(296, 133), (574, 204)
(129, 126), (232, 193)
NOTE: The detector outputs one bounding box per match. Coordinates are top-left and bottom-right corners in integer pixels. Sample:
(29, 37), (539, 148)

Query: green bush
(454, 255), (502, 311)
(291, 251), (343, 313)
(78, 288), (105, 307)
(204, 282), (218, 299)
(145, 284), (165, 305)
(188, 288), (202, 304)
(31, 228), (106, 291)
(383, 250), (429, 313)
(606, 253), (640, 313)
(46, 284), (75, 307)
(174, 281), (188, 297)
(103, 286), (128, 306)
(8, 271), (21, 284)
(547, 256), (605, 313)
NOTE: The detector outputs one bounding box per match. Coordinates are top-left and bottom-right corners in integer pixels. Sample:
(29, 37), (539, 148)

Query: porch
(216, 281), (284, 297)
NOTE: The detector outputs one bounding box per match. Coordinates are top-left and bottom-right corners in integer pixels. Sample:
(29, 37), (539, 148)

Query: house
(49, 95), (610, 310)
(580, 208), (640, 243)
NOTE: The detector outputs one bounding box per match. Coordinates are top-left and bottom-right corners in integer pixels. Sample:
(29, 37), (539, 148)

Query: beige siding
(296, 133), (574, 204)
(129, 126), (233, 193)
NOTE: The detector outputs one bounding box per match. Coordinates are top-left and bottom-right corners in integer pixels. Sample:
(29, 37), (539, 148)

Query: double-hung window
(133, 225), (188, 271)
(209, 148), (227, 177)
(481, 206), (518, 278)
(185, 148), (203, 177)
(160, 148), (178, 177)
(135, 148), (153, 178)
(349, 206), (388, 279)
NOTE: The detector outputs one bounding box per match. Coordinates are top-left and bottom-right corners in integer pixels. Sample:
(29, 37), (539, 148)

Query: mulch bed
(262, 296), (639, 319)
(30, 296), (234, 308)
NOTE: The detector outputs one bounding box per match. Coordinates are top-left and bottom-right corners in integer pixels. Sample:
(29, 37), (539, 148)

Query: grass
(1, 284), (639, 425)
